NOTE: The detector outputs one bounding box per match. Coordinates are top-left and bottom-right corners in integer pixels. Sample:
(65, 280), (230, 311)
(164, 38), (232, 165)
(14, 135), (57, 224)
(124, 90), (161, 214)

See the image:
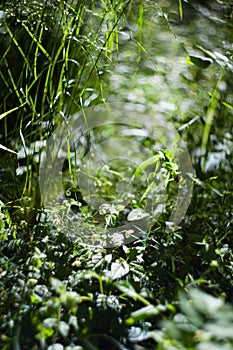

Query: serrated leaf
(104, 253), (112, 264)
(128, 326), (150, 341)
(110, 260), (129, 280)
(205, 322), (233, 339)
(189, 288), (223, 314)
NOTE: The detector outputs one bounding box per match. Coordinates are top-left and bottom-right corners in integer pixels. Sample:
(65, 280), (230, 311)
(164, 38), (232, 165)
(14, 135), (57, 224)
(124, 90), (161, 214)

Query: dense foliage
(0, 0), (233, 349)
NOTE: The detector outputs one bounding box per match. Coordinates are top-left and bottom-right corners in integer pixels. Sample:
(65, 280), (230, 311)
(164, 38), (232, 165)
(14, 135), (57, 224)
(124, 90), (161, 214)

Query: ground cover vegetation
(0, 0), (233, 349)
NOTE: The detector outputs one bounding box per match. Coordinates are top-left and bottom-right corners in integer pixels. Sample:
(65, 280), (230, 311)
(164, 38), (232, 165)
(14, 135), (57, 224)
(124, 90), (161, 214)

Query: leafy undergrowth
(1, 0), (233, 349)
(1, 180), (233, 350)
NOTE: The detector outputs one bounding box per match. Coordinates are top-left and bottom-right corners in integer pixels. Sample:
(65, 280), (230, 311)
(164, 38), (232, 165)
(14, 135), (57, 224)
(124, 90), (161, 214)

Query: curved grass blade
(0, 144), (17, 154)
(0, 103), (27, 121)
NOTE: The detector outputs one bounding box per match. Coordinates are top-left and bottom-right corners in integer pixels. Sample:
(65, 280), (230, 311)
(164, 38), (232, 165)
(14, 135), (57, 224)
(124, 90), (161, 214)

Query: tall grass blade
(202, 75), (223, 151)
(0, 103), (27, 121)
(22, 24), (52, 62)
(0, 144), (17, 154)
(178, 0), (183, 20)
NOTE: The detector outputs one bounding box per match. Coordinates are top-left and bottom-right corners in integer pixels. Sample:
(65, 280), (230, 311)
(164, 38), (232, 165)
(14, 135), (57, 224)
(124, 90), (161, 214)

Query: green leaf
(188, 55), (213, 68)
(50, 278), (66, 294)
(48, 344), (64, 350)
(61, 291), (79, 308)
(116, 283), (150, 305)
(59, 321), (69, 337)
(198, 342), (233, 350)
(205, 322), (233, 339)
(127, 208), (149, 221)
(221, 101), (233, 110)
(132, 154), (162, 178)
(190, 288), (223, 315)
(126, 305), (160, 325)
(43, 317), (57, 328)
(110, 260), (129, 280)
